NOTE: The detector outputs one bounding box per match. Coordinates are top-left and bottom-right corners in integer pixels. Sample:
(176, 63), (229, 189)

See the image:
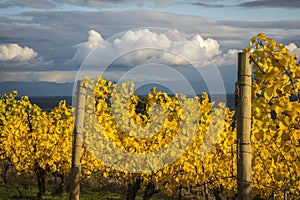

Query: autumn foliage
(0, 33), (299, 199)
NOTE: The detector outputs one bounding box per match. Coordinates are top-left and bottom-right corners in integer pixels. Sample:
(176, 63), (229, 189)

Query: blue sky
(0, 0), (300, 96)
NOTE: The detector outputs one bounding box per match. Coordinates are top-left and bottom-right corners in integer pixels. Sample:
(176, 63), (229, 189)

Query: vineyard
(0, 34), (300, 199)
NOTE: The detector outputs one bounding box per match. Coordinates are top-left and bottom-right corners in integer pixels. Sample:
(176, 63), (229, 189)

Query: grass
(0, 185), (122, 200)
(0, 185), (120, 200)
(0, 169), (168, 200)
(0, 184), (167, 200)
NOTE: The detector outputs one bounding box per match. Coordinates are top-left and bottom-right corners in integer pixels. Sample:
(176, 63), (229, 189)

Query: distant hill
(29, 96), (73, 111)
(0, 78), (235, 97)
(0, 81), (74, 96)
(0, 81), (236, 110)
(25, 94), (235, 111)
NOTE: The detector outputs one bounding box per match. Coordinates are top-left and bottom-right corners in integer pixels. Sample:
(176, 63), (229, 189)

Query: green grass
(0, 185), (167, 200)
(0, 186), (121, 200)
(0, 172), (168, 200)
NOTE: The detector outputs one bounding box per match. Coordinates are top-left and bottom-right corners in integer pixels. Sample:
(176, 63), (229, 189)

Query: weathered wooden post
(69, 80), (86, 200)
(236, 52), (252, 199)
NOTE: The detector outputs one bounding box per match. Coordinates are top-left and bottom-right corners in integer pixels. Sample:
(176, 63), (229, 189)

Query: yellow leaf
(257, 32), (266, 39)
(250, 36), (256, 46)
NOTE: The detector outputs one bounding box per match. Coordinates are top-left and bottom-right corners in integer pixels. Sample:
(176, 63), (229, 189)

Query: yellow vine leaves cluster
(81, 76), (236, 196)
(0, 91), (102, 178)
(244, 33), (300, 198)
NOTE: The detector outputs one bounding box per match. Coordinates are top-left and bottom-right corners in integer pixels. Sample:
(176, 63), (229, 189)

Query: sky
(0, 0), (300, 96)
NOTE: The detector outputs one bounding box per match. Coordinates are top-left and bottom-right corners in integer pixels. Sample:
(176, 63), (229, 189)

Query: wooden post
(236, 52), (252, 200)
(284, 191), (288, 200)
(69, 80), (86, 200)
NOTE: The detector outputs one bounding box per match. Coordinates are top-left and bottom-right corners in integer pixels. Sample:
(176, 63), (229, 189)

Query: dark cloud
(218, 19), (300, 30)
(55, 0), (174, 7)
(1, 10), (300, 72)
(192, 1), (225, 7)
(1, 10), (300, 54)
(2, 0), (300, 10)
(0, 1), (11, 8)
(190, 0), (300, 8)
(1, 0), (175, 9)
(0, 0), (56, 9)
(239, 0), (300, 8)
(189, 0), (252, 8)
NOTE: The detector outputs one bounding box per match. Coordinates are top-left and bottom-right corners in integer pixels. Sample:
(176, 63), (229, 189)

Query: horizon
(0, 80), (236, 97)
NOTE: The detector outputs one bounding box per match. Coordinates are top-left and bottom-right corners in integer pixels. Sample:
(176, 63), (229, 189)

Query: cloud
(192, 1), (225, 7)
(286, 43), (300, 61)
(1, 0), (175, 9)
(214, 49), (239, 67)
(67, 29), (238, 70)
(0, 0), (56, 9)
(5, 0), (299, 10)
(1, 10), (300, 64)
(0, 1), (11, 8)
(66, 29), (104, 65)
(192, 0), (300, 8)
(0, 9), (299, 86)
(218, 20), (300, 30)
(0, 71), (76, 83)
(193, 34), (221, 57)
(0, 43), (37, 61)
(239, 0), (300, 8)
(56, 0), (174, 7)
(11, 0), (56, 9)
(191, 0), (254, 7)
(67, 28), (237, 95)
(0, 43), (52, 68)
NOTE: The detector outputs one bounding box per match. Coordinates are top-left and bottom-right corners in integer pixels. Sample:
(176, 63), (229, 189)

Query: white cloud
(0, 43), (37, 61)
(67, 29), (237, 69)
(286, 43), (300, 61)
(193, 34), (221, 57)
(66, 29), (104, 65)
(68, 29), (231, 95)
(0, 43), (52, 68)
(214, 49), (239, 67)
